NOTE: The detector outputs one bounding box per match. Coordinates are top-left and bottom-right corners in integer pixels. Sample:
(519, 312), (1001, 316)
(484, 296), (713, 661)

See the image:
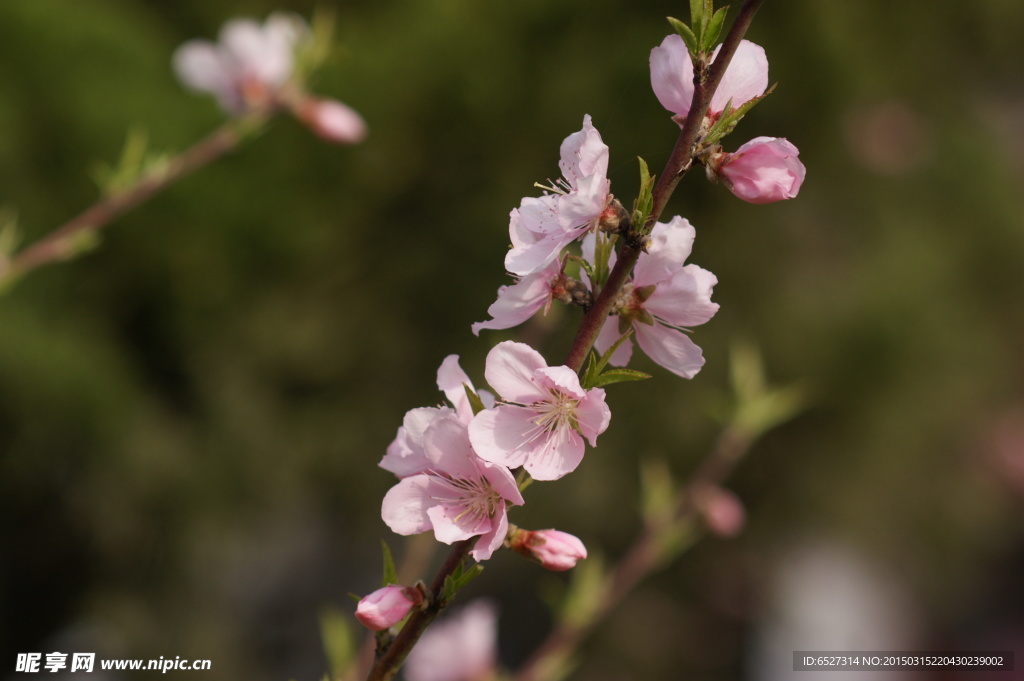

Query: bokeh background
(1, 0), (1023, 679)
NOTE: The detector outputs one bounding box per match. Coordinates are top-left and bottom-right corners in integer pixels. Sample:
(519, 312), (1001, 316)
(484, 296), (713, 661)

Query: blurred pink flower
(468, 341), (610, 481)
(381, 415), (523, 561)
(173, 13), (305, 114)
(293, 97), (368, 144)
(712, 136), (805, 204)
(355, 585), (422, 631)
(650, 35), (768, 123)
(594, 216), (719, 379)
(510, 528), (588, 571)
(405, 600), (498, 681)
(697, 487), (746, 538)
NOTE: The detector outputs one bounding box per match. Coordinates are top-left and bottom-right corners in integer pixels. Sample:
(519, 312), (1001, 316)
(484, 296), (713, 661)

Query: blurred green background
(1, 0), (1023, 679)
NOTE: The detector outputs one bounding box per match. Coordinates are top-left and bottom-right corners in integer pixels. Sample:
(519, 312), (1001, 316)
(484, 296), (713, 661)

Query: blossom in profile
(505, 115), (612, 276)
(468, 341), (611, 481)
(509, 528), (588, 571)
(594, 216), (719, 379)
(709, 137), (805, 204)
(355, 585), (422, 631)
(292, 97), (368, 144)
(381, 415), (523, 561)
(173, 13), (305, 114)
(405, 600), (498, 681)
(472, 258), (568, 335)
(650, 35), (768, 123)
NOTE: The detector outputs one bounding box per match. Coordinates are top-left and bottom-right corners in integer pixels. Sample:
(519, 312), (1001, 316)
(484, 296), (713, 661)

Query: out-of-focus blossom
(405, 600), (498, 681)
(593, 216), (719, 379)
(505, 115), (612, 276)
(355, 585), (422, 631)
(650, 35), (768, 123)
(469, 341), (610, 481)
(509, 528), (588, 571)
(381, 415), (523, 561)
(709, 137), (805, 204)
(173, 13), (305, 114)
(696, 487), (746, 538)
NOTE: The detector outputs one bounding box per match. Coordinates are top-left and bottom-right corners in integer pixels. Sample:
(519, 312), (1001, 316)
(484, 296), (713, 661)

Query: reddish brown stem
(0, 119), (254, 286)
(563, 0), (767, 372)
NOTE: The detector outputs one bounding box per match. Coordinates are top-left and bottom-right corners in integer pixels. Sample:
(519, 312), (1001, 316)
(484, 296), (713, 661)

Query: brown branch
(563, 0), (767, 373)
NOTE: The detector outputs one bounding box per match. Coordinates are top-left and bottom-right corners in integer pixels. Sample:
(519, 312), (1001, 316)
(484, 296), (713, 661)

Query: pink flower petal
(467, 407), (532, 470)
(633, 323), (706, 379)
(381, 475), (438, 536)
(633, 216), (696, 287)
(482, 341), (548, 404)
(709, 40), (769, 115)
(472, 259), (562, 335)
(592, 317), (634, 367)
(643, 265), (719, 328)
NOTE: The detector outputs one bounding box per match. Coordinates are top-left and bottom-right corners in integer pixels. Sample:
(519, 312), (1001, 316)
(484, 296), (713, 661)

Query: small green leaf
(590, 368), (652, 388)
(630, 156), (656, 235)
(463, 384), (487, 416)
(702, 84), (777, 147)
(688, 0), (703, 31)
(704, 6), (730, 51)
(667, 16), (699, 56)
(441, 561), (484, 602)
(380, 540), (398, 586)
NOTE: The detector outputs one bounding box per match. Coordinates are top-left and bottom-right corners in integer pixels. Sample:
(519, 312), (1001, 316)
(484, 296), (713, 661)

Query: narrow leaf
(591, 368), (652, 388)
(380, 540), (398, 586)
(319, 607), (355, 680)
(667, 16), (699, 56)
(704, 6), (730, 51)
(463, 384), (486, 416)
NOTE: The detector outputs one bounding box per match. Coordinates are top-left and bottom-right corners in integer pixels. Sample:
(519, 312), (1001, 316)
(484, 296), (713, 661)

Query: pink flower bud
(510, 529), (587, 571)
(713, 136), (805, 204)
(697, 487), (746, 538)
(293, 97), (368, 144)
(355, 585), (422, 631)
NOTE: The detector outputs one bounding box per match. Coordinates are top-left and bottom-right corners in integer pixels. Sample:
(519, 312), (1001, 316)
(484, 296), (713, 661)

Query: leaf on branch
(630, 156), (656, 236)
(589, 368), (652, 389)
(667, 16), (699, 56)
(440, 562), (484, 603)
(703, 84), (777, 147)
(380, 540), (398, 586)
(704, 6), (730, 52)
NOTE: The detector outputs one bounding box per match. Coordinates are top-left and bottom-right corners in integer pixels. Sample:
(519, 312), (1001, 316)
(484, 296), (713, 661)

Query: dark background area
(1, 1), (1022, 679)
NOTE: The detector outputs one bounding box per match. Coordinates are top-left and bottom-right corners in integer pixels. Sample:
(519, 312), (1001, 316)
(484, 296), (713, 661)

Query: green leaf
(667, 16), (699, 56)
(704, 6), (729, 51)
(589, 368), (652, 388)
(463, 384), (487, 416)
(441, 561), (484, 602)
(319, 607), (355, 680)
(702, 84), (777, 147)
(688, 0), (703, 31)
(380, 540), (398, 586)
(630, 156), (656, 235)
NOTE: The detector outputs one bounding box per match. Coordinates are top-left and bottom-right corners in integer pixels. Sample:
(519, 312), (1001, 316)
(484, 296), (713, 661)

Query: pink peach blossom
(381, 416), (523, 561)
(469, 341), (610, 481)
(405, 600), (498, 681)
(650, 35), (768, 123)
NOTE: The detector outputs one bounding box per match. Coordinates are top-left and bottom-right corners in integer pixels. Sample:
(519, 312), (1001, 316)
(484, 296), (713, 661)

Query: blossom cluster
(358, 29), (806, 635)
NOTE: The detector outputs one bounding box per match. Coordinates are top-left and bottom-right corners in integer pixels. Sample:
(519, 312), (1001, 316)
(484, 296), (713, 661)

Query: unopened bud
(697, 487), (746, 538)
(509, 528), (587, 571)
(597, 198), (630, 234)
(293, 96), (368, 144)
(355, 584), (423, 631)
(709, 137), (805, 204)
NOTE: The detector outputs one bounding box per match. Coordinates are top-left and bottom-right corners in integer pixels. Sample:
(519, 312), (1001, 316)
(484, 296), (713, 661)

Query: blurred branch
(0, 116), (266, 291)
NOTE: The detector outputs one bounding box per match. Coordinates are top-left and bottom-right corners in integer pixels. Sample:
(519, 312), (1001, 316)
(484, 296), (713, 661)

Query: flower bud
(355, 584), (423, 631)
(711, 137), (805, 204)
(697, 487), (746, 538)
(510, 528), (587, 571)
(293, 96), (368, 144)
